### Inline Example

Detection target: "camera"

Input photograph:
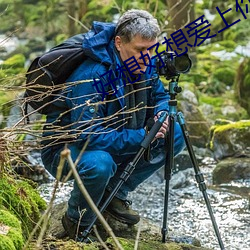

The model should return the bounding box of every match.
[156,51,192,79]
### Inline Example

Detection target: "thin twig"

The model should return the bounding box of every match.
[93,225,110,250]
[68,14,90,31]
[134,220,142,250]
[62,148,124,250]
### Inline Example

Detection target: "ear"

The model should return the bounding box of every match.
[115,36,122,51]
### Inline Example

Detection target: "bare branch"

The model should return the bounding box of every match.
[68,14,90,32]
[63,148,124,250]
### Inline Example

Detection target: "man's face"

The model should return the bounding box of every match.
[115,35,157,74]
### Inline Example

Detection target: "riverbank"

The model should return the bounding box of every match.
[38,155,250,250]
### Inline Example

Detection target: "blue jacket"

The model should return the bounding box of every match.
[44,21,170,156]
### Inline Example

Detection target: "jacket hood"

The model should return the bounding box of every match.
[82,21,116,65]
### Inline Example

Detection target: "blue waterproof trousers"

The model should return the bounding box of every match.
[41,122,185,226]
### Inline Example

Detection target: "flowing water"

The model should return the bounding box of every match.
[38,156,250,250]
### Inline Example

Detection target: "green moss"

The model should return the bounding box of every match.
[0,235,16,250]
[7,228,24,249]
[0,209,24,249]
[217,40,237,51]
[199,90,249,122]
[213,120,250,133]
[199,95,224,107]
[0,175,47,239]
[0,209,21,229]
[209,120,250,151]
[106,237,208,250]
[243,74,250,88]
[213,67,235,86]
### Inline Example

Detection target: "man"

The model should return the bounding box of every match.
[41,9,185,241]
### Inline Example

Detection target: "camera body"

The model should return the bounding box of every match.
[156,51,192,79]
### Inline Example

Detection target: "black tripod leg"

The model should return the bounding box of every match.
[177,112,225,250]
[162,114,175,243]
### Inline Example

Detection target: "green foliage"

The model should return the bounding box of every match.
[0,54,26,86]
[55,33,69,45]
[1,54,25,69]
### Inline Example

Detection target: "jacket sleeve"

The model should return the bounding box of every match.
[65,61,146,156]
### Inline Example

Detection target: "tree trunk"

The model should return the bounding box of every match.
[166,0,196,62]
[78,0,88,20]
[67,0,77,36]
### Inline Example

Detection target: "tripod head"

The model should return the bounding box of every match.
[168,76,182,100]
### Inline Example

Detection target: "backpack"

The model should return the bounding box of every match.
[24,34,87,115]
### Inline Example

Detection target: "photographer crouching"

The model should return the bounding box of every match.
[41,9,186,241]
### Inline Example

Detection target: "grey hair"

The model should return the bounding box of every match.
[115,9,160,43]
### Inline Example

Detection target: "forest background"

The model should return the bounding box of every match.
[0,0,250,126]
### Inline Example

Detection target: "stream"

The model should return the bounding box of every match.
[38,155,250,250]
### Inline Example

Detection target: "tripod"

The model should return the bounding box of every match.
[162,77,225,249]
[82,77,225,250]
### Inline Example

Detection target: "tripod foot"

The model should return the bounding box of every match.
[161,227,168,243]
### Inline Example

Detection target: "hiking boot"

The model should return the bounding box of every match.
[105,196,140,225]
[61,213,97,243]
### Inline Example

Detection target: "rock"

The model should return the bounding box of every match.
[199,103,213,117]
[209,120,250,160]
[179,100,211,148]
[45,202,212,250]
[221,105,237,116]
[181,89,199,105]
[213,157,250,184]
[170,168,193,189]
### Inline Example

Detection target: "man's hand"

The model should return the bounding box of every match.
[154,111,169,139]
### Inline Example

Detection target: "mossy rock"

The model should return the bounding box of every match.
[209,120,250,160]
[44,202,211,250]
[28,237,211,250]
[213,157,250,184]
[0,209,24,250]
[199,93,249,122]
[0,174,47,239]
[212,67,235,86]
[106,237,210,250]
